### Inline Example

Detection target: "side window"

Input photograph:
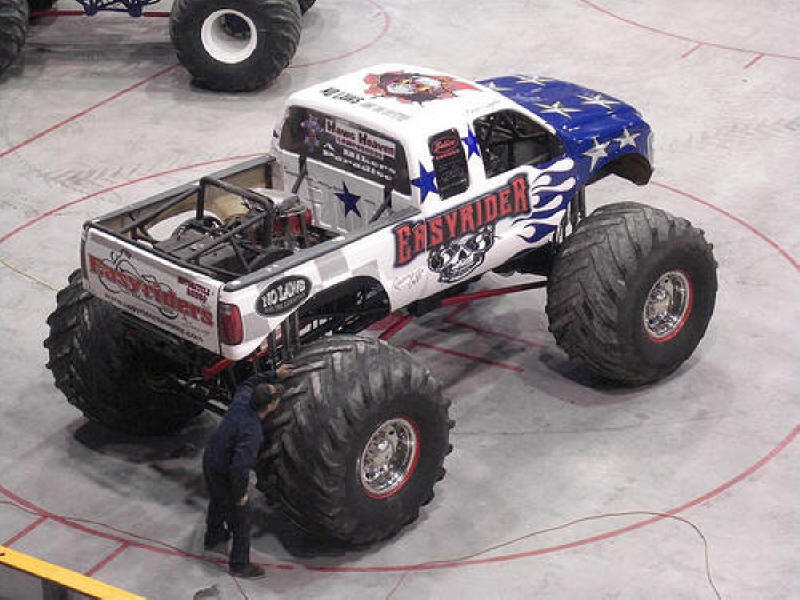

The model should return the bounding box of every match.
[473,111,564,178]
[428,129,469,199]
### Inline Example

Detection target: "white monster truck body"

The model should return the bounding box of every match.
[82,64,653,360]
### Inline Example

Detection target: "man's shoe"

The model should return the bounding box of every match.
[203,529,231,551]
[229,563,265,579]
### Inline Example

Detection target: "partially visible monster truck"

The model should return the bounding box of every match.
[45,65,717,545]
[0,0,312,90]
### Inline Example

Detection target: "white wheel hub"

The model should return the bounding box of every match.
[200,9,258,64]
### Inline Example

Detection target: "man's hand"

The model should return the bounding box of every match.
[275,364,293,379]
[237,494,249,507]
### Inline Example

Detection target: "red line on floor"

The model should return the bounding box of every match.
[0,64,179,160]
[0,426,796,574]
[443,309,550,350]
[290,0,391,68]
[379,314,413,341]
[577,0,800,61]
[743,53,764,69]
[2,515,47,546]
[384,572,409,599]
[0,154,262,245]
[313,424,800,572]
[651,181,799,272]
[84,542,129,577]
[681,42,703,59]
[408,340,525,372]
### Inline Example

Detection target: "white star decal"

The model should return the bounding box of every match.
[485,81,513,92]
[534,100,580,118]
[576,93,621,110]
[614,127,640,149]
[514,74,552,86]
[583,137,610,169]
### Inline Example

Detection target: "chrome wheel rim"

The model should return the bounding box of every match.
[643,270,692,341]
[359,417,418,498]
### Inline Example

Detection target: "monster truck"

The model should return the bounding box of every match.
[0,0,309,91]
[44,65,717,545]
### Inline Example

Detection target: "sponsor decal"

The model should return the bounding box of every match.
[323,117,396,160]
[392,267,425,291]
[256,275,311,316]
[291,109,402,188]
[178,276,210,303]
[428,129,468,199]
[431,136,460,160]
[393,173,530,267]
[364,71,478,104]
[89,251,213,326]
[321,86,365,105]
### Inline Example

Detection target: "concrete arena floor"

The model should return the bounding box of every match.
[0,0,798,598]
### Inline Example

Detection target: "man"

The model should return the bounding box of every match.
[202,364,292,578]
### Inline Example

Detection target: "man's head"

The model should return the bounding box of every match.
[250,383,283,418]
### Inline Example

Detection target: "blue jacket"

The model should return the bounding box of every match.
[203,371,275,499]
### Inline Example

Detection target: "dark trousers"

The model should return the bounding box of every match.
[203,460,251,568]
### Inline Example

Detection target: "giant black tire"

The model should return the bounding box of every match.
[546,202,717,385]
[0,0,27,77]
[256,335,451,545]
[44,271,203,435]
[297,0,314,14]
[170,0,301,92]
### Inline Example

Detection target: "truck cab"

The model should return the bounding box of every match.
[270,64,642,303]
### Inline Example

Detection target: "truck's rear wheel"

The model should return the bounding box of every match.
[546,202,717,385]
[0,0,28,77]
[170,0,301,92]
[44,271,202,435]
[256,335,451,545]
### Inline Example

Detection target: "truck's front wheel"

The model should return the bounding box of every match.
[44,271,202,435]
[546,202,717,385]
[256,335,452,545]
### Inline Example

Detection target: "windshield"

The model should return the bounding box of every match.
[280,106,411,195]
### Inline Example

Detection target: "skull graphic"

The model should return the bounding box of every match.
[427,224,495,283]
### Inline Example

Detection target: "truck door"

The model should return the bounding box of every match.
[416,117,562,298]
[470,108,570,249]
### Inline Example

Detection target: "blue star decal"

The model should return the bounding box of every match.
[462,128,481,159]
[335,182,362,218]
[411,162,438,203]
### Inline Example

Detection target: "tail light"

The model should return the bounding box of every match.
[218,302,243,345]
